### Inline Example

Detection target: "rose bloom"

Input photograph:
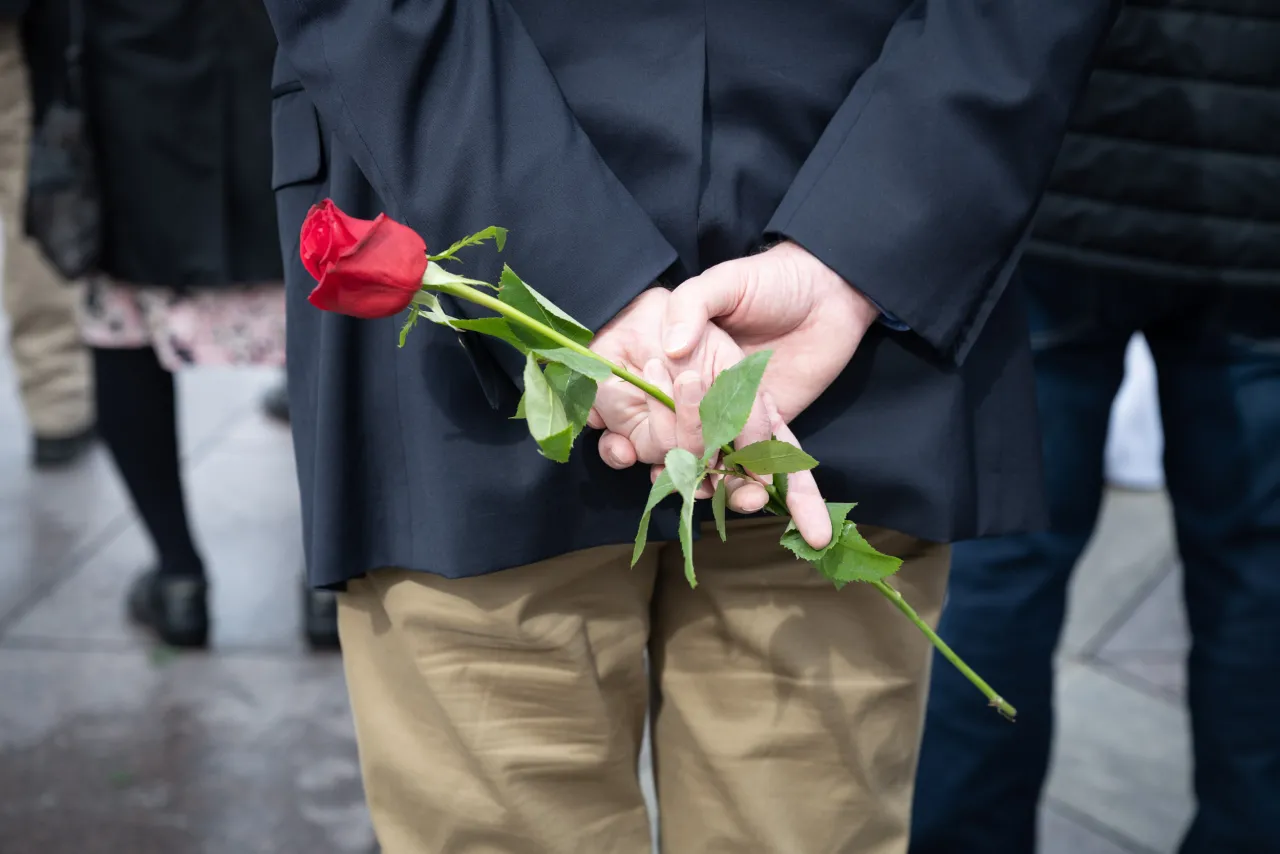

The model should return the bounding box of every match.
[300,199,428,319]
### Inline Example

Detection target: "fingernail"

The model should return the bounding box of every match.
[665,324,690,355]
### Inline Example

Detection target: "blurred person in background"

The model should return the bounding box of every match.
[912,4,1280,853]
[78,0,336,650]
[0,0,93,468]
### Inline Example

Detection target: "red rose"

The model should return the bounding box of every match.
[299,199,429,319]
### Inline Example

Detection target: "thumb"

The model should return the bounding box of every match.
[663,263,746,358]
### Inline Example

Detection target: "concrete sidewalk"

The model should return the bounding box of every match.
[0,359,1191,853]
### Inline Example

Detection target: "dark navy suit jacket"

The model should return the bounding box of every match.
[263,0,1118,587]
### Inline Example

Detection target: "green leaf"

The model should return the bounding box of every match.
[816,522,903,589]
[724,440,818,475]
[712,477,728,542]
[544,363,598,438]
[512,393,526,420]
[522,353,573,462]
[775,471,789,506]
[449,317,530,353]
[499,265,594,348]
[779,502,857,562]
[428,225,508,262]
[664,448,703,501]
[680,492,698,587]
[698,350,772,463]
[532,347,613,382]
[778,502,902,589]
[632,469,675,567]
[664,448,706,587]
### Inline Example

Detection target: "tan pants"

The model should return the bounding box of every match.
[0,22,91,437]
[339,519,950,854]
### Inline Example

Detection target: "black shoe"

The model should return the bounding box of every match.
[33,424,96,469]
[127,569,210,649]
[303,584,340,651]
[262,380,290,424]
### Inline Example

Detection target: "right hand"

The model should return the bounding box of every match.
[587,288,772,472]
[588,288,832,549]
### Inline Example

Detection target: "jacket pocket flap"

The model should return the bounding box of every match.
[271,91,323,190]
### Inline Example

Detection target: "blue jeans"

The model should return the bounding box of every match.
[910,262,1280,854]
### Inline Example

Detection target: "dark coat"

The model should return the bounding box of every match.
[0,1,27,19]
[1029,0,1280,289]
[265,0,1119,588]
[83,0,282,288]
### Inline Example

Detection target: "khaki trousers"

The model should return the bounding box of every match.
[339,519,950,854]
[0,22,91,437]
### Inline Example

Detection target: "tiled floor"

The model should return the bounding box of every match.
[0,353,1193,852]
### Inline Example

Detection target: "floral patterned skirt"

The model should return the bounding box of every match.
[79,277,287,372]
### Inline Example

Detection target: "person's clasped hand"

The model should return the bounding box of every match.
[589,242,880,551]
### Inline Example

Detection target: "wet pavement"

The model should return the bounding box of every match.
[0,353,1191,852]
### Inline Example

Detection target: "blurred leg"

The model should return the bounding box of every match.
[1148,291,1280,854]
[92,345,204,578]
[0,22,92,455]
[911,268,1128,853]
[95,344,209,647]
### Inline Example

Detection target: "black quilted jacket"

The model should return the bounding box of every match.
[1028,0,1280,289]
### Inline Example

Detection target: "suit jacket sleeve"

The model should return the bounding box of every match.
[766,0,1119,364]
[263,0,678,340]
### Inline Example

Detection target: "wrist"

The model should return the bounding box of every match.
[773,240,879,334]
[844,285,881,335]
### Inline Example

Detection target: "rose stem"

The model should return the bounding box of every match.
[430,280,676,407]
[873,579,1016,720]
[429,277,1016,720]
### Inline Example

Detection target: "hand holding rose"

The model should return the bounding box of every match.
[588,242,880,551]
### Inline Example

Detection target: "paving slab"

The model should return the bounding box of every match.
[1095,569,1187,702]
[1061,489,1175,659]
[1041,801,1153,854]
[0,647,367,854]
[1045,662,1192,853]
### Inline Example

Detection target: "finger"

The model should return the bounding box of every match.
[650,464,664,484]
[674,371,706,460]
[726,477,769,514]
[587,408,604,430]
[639,359,676,465]
[695,476,715,500]
[592,375,644,432]
[598,431,637,470]
[663,262,747,358]
[771,416,831,549]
